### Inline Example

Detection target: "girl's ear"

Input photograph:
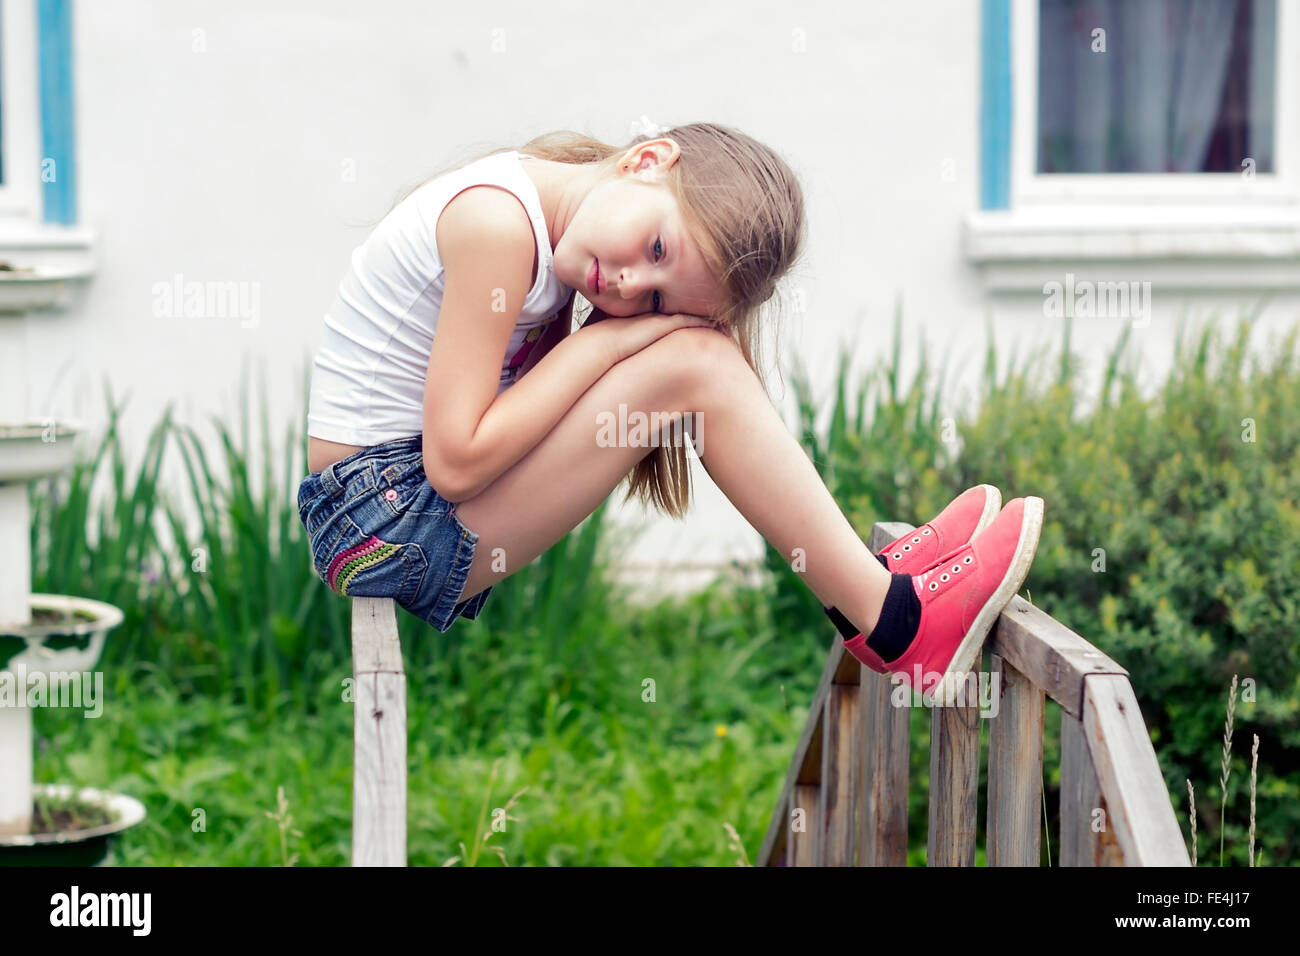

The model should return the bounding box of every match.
[620,139,678,176]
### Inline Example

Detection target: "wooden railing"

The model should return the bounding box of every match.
[756,521,1191,867]
[350,597,407,866]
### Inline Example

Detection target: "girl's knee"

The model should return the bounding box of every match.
[631,326,749,406]
[659,325,746,370]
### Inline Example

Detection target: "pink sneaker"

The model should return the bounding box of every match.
[878,485,1002,576]
[845,496,1044,706]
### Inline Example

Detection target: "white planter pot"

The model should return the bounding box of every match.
[0,422,83,485]
[0,594,124,837]
[0,785,146,866]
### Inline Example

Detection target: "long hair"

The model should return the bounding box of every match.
[376,123,806,519]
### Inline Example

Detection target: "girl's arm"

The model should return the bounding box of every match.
[422,187,710,502]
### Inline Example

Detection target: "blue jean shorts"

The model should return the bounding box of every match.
[296,434,492,631]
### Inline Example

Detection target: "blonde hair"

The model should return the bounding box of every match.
[380,123,806,519]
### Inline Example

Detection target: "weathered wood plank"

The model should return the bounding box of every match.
[1082,674,1191,866]
[351,597,406,867]
[756,635,841,865]
[757,524,905,865]
[859,669,910,865]
[926,663,982,866]
[790,783,821,866]
[821,682,859,865]
[986,652,1044,866]
[988,596,1128,719]
[1059,708,1120,865]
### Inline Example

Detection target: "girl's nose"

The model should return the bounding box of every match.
[618,269,638,298]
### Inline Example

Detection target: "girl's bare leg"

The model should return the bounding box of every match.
[452,327,892,635]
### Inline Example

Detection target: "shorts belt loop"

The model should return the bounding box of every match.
[320,461,345,499]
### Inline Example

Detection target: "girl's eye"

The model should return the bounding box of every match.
[652,291,663,312]
[654,237,663,261]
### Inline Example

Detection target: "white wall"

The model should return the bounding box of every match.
[19,0,1300,596]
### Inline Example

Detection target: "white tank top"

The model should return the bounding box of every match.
[307,150,573,447]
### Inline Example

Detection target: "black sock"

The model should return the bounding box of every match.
[875,551,889,569]
[822,573,921,664]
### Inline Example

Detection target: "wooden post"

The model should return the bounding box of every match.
[986,651,1044,865]
[351,597,407,866]
[790,783,821,865]
[1060,707,1117,865]
[926,649,982,866]
[857,522,912,865]
[1080,675,1189,865]
[820,676,859,866]
[858,669,910,865]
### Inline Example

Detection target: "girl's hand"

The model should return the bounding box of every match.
[590,312,721,364]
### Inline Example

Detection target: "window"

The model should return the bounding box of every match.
[0,0,42,221]
[0,0,91,278]
[965,0,1300,290]
[1037,0,1276,175]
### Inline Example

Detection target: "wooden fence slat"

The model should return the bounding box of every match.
[859,670,910,865]
[351,598,407,867]
[756,633,843,864]
[986,651,1044,866]
[1082,675,1191,866]
[926,651,982,866]
[855,522,912,867]
[820,682,859,865]
[1059,707,1118,865]
[790,783,821,866]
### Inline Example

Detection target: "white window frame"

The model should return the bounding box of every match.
[0,0,43,222]
[966,0,1300,289]
[1011,0,1299,216]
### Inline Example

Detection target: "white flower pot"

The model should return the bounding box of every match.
[0,594,125,839]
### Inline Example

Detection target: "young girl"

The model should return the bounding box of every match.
[296,121,1043,705]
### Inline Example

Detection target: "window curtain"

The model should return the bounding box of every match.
[1038,0,1266,172]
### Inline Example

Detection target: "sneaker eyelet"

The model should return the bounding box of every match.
[903,544,911,551]
[964,555,973,564]
[912,536,921,543]
[952,564,961,573]
[929,581,938,591]
[893,552,902,560]
[922,529,932,535]
[940,573,950,582]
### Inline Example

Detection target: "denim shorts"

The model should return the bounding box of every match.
[296,434,492,632]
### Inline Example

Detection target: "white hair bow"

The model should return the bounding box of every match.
[629,114,672,138]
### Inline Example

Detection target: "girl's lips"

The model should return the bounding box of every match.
[587,258,602,295]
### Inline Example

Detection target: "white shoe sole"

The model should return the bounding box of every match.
[923,495,1044,707]
[973,484,1002,538]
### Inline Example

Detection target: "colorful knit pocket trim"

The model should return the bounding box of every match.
[327,535,401,596]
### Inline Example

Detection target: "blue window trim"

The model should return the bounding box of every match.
[37,0,76,225]
[980,0,1011,210]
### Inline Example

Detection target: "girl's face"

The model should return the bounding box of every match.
[555,139,723,320]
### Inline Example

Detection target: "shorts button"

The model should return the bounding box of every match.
[384,488,398,501]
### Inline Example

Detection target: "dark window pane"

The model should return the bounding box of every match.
[1038,0,1276,173]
